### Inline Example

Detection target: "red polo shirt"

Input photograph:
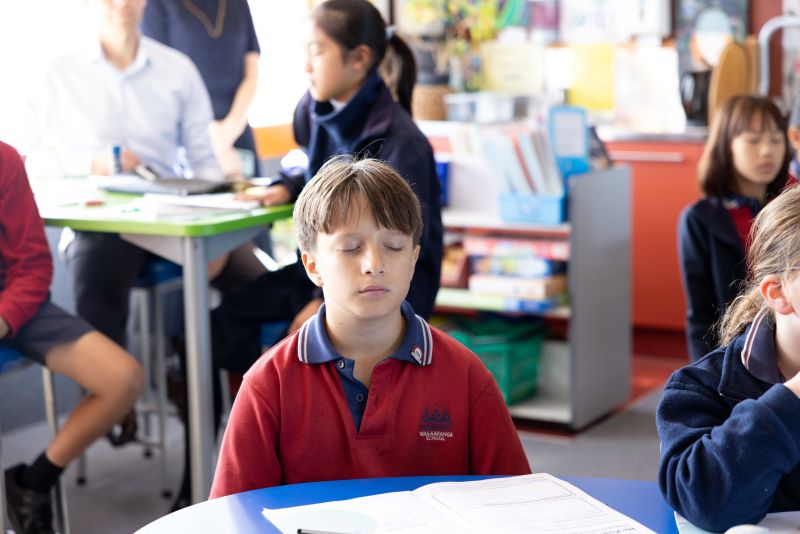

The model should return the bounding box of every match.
[210,309,531,498]
[0,142,52,336]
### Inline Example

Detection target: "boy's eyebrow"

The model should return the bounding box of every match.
[328,228,408,238]
[330,232,360,239]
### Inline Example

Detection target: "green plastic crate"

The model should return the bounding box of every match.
[449,318,545,404]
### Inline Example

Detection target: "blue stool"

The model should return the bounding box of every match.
[0,348,70,534]
[74,258,182,499]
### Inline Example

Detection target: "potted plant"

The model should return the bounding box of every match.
[401,0,506,91]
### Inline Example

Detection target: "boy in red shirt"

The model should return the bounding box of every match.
[0,141,143,533]
[210,157,530,498]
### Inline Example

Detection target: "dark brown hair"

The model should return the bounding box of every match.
[311,0,417,114]
[698,95,790,198]
[293,156,423,251]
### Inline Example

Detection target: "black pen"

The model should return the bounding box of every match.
[296,529,350,534]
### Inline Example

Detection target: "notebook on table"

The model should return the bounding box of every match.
[90,174,230,196]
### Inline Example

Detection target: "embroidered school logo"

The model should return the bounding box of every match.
[419,405,453,441]
[410,345,423,364]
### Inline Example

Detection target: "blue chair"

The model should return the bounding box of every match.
[0,348,70,534]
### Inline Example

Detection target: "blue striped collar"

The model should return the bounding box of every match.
[297,301,433,366]
[740,308,783,384]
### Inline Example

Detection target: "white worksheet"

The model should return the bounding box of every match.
[262,473,656,534]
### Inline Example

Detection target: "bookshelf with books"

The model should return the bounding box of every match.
[423,120,631,430]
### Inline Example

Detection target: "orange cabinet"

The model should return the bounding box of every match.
[606,140,705,331]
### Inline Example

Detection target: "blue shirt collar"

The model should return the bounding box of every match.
[296,301,433,366]
[723,193,762,217]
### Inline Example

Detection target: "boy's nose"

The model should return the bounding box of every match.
[362,248,385,276]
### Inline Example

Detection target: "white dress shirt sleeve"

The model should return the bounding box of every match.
[179,61,223,181]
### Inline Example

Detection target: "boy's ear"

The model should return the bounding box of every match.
[760,274,793,315]
[301,250,323,287]
[789,126,800,151]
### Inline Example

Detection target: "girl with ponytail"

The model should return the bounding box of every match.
[238,0,443,322]
[658,183,800,532]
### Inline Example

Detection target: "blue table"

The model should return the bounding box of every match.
[137,476,678,533]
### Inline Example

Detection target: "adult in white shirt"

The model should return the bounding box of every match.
[38,2,220,180]
[33,0,265,353]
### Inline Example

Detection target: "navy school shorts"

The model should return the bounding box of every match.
[0,301,94,365]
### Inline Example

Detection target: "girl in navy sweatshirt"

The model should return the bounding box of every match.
[659,182,800,532]
[679,95,791,361]
[218,0,443,364]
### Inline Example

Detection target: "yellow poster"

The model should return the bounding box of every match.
[567,43,615,111]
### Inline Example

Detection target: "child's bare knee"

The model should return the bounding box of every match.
[102,356,144,403]
[123,359,145,400]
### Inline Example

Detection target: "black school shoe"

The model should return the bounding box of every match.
[3,464,55,534]
[106,408,139,447]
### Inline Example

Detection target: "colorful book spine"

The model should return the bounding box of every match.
[468,273,567,300]
[502,296,562,313]
[436,287,564,314]
[463,235,570,261]
[533,117,565,196]
[515,131,550,194]
[479,137,513,193]
[472,256,566,278]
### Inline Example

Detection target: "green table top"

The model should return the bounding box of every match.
[39,191,294,237]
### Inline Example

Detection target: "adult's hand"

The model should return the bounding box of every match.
[91,147,141,175]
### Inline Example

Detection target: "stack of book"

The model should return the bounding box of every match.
[478,120,565,198]
[478,117,570,225]
[462,234,568,313]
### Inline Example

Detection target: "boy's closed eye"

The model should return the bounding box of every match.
[336,244,406,253]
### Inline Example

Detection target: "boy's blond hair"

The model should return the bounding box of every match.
[293,156,423,252]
